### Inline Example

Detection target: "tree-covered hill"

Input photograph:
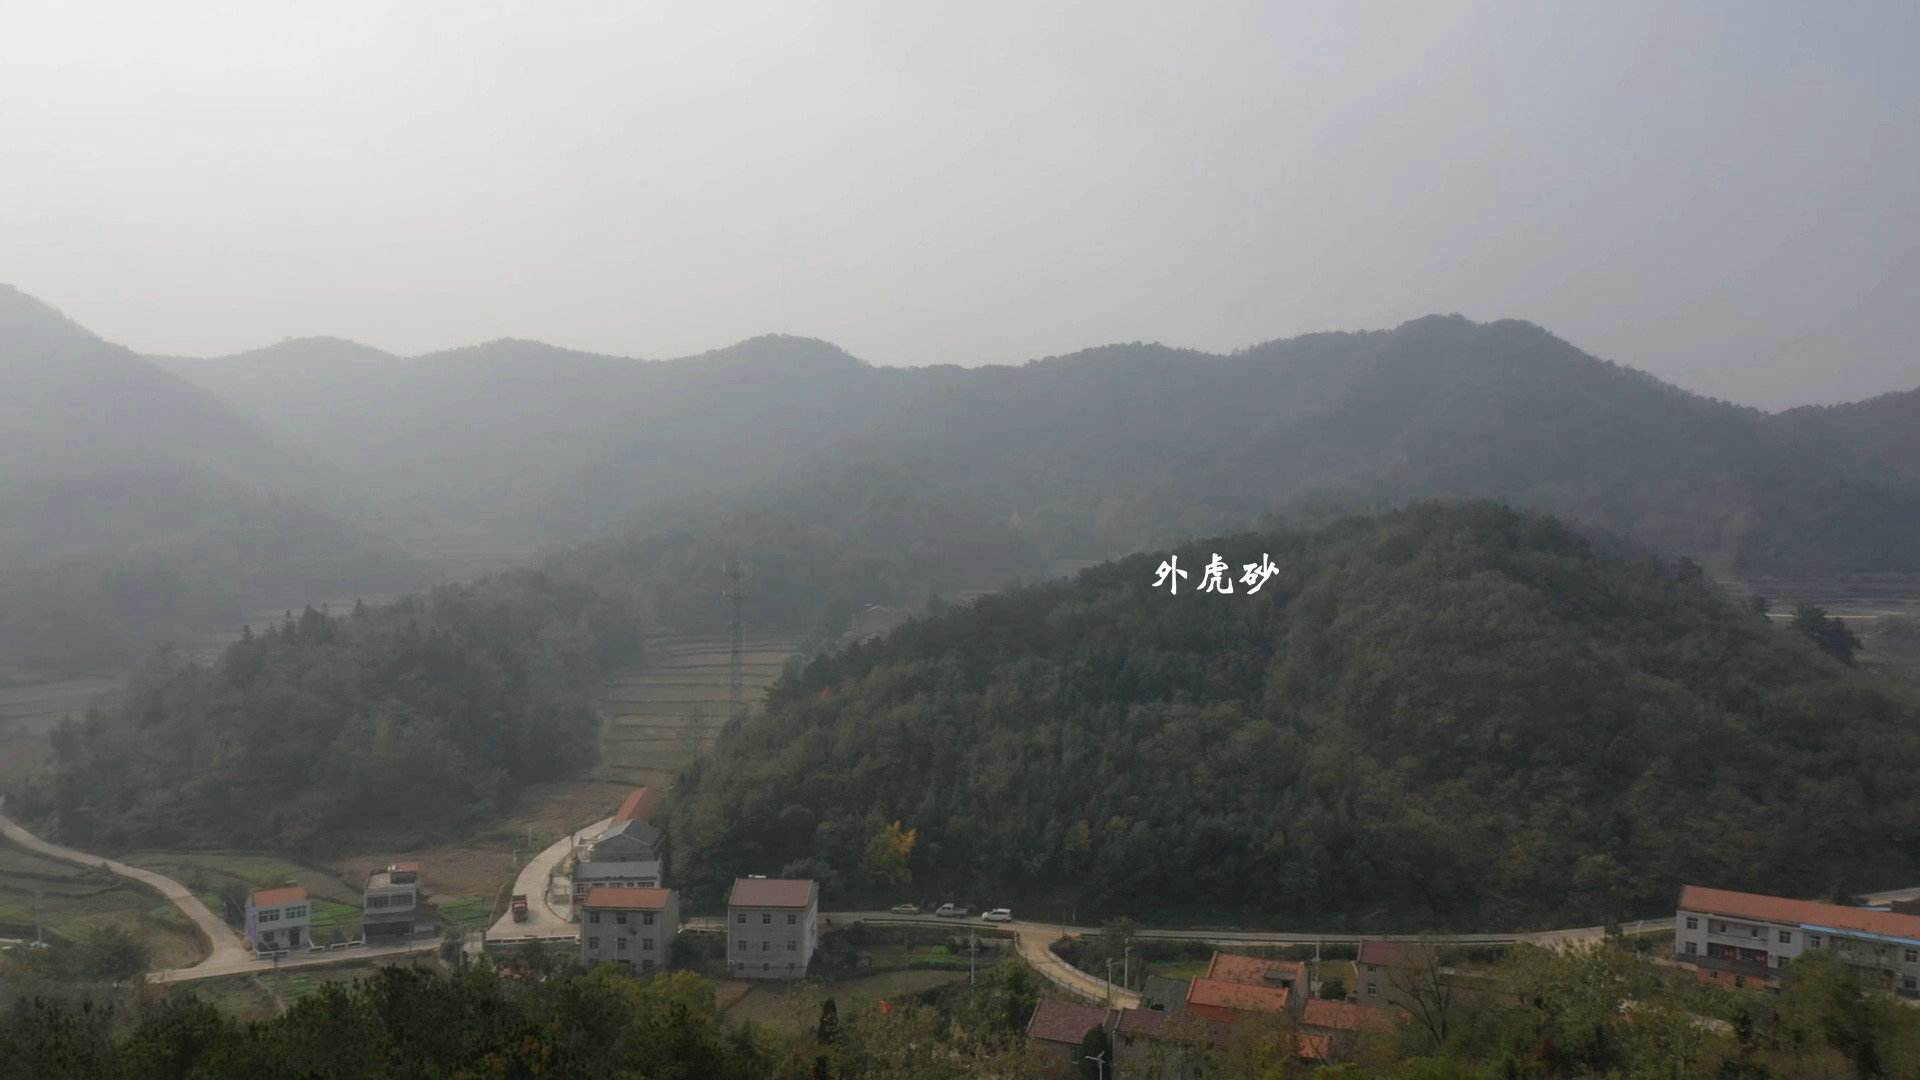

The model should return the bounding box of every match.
[667,502,1920,929]
[21,569,644,852]
[157,310,1920,584]
[1769,382,1920,484]
[0,285,426,674]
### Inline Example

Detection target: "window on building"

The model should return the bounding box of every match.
[589,912,600,924]
[368,896,387,908]
[617,938,627,951]
[286,906,307,919]
[1710,920,1723,933]
[259,910,279,923]
[787,913,797,925]
[762,962,770,971]
[1366,982,1377,995]
[1809,934,1821,947]
[644,912,655,926]
[589,937,600,949]
[787,940,796,951]
[1906,976,1918,991]
[762,941,770,952]
[1685,916,1698,930]
[616,912,628,925]
[643,938,654,951]
[736,913,746,924]
[1684,942,1698,955]
[1778,930,1791,944]
[1907,949,1918,964]
[762,913,771,925]
[737,940,746,951]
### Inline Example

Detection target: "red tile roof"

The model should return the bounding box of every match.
[613,787,658,825]
[1357,940,1417,967]
[1186,976,1291,1019]
[1205,953,1307,987]
[1026,1000,1111,1045]
[1302,999,1397,1033]
[1296,1032,1334,1062]
[249,885,308,907]
[389,861,420,873]
[1679,885,1920,942]
[581,886,672,911]
[728,877,817,908]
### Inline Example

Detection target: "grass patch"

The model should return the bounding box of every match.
[0,840,207,970]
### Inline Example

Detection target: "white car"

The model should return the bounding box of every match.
[980,908,1013,922]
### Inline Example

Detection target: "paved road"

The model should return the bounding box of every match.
[0,797,250,973]
[147,939,442,985]
[486,817,611,940]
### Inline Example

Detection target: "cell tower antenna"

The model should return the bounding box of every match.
[723,555,748,727]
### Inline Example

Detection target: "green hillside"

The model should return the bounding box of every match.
[668,502,1920,928]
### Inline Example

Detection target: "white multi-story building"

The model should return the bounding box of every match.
[579,886,678,973]
[727,877,818,980]
[1676,884,1920,996]
[244,885,311,953]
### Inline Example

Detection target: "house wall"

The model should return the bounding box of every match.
[1675,906,1920,994]
[580,894,680,972]
[244,901,312,951]
[727,898,818,980]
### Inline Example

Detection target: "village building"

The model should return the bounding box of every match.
[579,886,678,972]
[244,885,310,953]
[572,787,665,912]
[1676,884,1920,995]
[362,863,421,943]
[1025,1000,1116,1073]
[726,876,818,980]
[1356,939,1420,1010]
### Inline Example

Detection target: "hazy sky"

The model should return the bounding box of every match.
[3,1,1914,408]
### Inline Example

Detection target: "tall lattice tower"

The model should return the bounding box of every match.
[723,555,747,727]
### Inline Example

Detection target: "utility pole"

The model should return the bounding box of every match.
[1103,958,1120,1005]
[723,556,748,728]
[1123,945,1133,990]
[970,928,977,987]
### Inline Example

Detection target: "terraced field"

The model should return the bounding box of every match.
[593,635,799,789]
[0,840,206,969]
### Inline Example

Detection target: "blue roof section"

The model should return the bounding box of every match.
[1799,923,1920,948]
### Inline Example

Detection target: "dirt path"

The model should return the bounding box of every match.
[0,796,249,971]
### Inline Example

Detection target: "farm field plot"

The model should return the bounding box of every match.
[594,635,798,790]
[124,852,366,945]
[180,957,447,1021]
[0,840,206,969]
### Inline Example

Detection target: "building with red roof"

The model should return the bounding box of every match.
[1025,999,1115,1071]
[244,885,310,953]
[727,877,819,980]
[579,885,678,972]
[1676,884,1920,995]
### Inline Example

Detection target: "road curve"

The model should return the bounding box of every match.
[0,797,250,972]
[486,817,612,940]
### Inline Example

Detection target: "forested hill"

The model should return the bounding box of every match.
[1769,383,1920,484]
[0,286,423,674]
[159,309,1920,583]
[667,502,1920,929]
[23,570,644,851]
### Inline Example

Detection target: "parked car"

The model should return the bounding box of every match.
[934,902,968,918]
[981,908,1013,922]
[890,903,919,914]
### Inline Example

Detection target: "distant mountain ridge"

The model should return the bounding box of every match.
[148,305,1920,586]
[0,285,425,673]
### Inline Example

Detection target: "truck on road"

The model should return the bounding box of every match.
[934,902,969,918]
[511,894,529,922]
